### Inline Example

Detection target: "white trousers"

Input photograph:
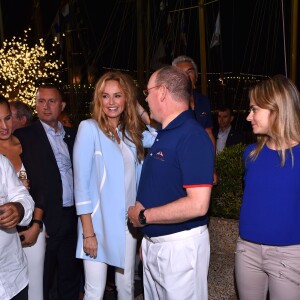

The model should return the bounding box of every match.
[83,228,137,300]
[23,227,46,300]
[142,226,210,300]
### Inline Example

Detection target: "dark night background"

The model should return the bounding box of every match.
[1,0,299,126]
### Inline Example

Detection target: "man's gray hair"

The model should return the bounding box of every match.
[172,55,198,80]
[155,66,192,103]
[9,100,33,125]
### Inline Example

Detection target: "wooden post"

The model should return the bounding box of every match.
[137,0,145,88]
[290,0,298,83]
[33,0,43,39]
[0,0,4,44]
[199,0,208,96]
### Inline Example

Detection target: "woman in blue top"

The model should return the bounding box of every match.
[73,71,155,300]
[235,75,300,300]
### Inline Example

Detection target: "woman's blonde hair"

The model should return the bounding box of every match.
[249,74,300,165]
[91,71,145,162]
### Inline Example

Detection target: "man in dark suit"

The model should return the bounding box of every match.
[14,83,81,300]
[213,106,245,154]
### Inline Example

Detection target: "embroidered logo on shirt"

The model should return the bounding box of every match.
[154,150,164,161]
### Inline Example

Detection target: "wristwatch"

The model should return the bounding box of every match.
[138,209,147,225]
[31,219,43,229]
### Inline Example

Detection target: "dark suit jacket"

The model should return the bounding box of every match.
[14,120,77,236]
[213,127,245,148]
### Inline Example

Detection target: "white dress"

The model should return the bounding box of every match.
[18,164,46,300]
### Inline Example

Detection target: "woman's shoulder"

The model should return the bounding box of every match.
[243,143,257,159]
[11,135,21,146]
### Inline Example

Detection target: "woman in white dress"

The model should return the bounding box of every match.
[74,71,156,300]
[0,96,45,300]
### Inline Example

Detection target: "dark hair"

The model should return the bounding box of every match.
[36,83,64,101]
[155,66,192,103]
[9,100,33,125]
[0,95,10,111]
[218,105,233,116]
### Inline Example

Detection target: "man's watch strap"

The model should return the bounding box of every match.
[32,219,43,229]
[138,209,147,225]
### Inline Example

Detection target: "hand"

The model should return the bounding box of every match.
[83,235,98,259]
[213,171,218,185]
[0,202,24,229]
[19,223,41,247]
[128,201,145,227]
[20,178,30,190]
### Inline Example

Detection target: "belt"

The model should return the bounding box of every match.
[63,206,75,210]
[144,225,207,244]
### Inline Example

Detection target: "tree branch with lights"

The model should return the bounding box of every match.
[0,28,64,108]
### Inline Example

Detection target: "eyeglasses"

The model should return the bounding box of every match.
[143,85,161,97]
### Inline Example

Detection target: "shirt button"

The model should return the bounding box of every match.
[150,153,153,156]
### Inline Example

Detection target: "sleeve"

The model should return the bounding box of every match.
[202,96,212,129]
[179,129,214,186]
[73,120,96,215]
[142,127,157,148]
[1,156,34,226]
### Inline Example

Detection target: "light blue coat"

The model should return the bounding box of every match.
[74,119,156,268]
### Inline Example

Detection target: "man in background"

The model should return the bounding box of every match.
[9,100,33,132]
[172,55,217,183]
[14,84,80,300]
[58,111,73,128]
[213,106,245,154]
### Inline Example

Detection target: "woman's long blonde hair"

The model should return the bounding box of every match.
[249,75,300,165]
[91,71,145,162]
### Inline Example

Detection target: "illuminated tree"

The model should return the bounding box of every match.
[0,28,64,107]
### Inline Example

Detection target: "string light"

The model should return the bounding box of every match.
[0,28,64,108]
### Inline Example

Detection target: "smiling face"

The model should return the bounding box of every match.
[247,99,271,135]
[101,80,126,128]
[0,103,13,140]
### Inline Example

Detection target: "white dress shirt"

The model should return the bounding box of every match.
[0,155,34,300]
[216,126,231,154]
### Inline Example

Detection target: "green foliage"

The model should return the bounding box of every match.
[210,143,247,219]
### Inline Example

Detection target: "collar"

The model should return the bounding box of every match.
[40,120,65,136]
[219,125,231,136]
[161,110,194,132]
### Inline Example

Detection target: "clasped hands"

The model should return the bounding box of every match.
[128,201,145,227]
[0,202,23,229]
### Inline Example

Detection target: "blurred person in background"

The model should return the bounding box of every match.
[58,111,73,128]
[9,100,33,133]
[172,55,217,183]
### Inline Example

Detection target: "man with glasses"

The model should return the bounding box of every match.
[128,66,214,300]
[14,83,81,300]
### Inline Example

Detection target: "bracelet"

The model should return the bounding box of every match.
[82,233,96,239]
[140,110,146,117]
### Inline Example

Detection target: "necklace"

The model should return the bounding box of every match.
[108,131,116,142]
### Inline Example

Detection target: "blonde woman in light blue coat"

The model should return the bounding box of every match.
[73,71,156,300]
